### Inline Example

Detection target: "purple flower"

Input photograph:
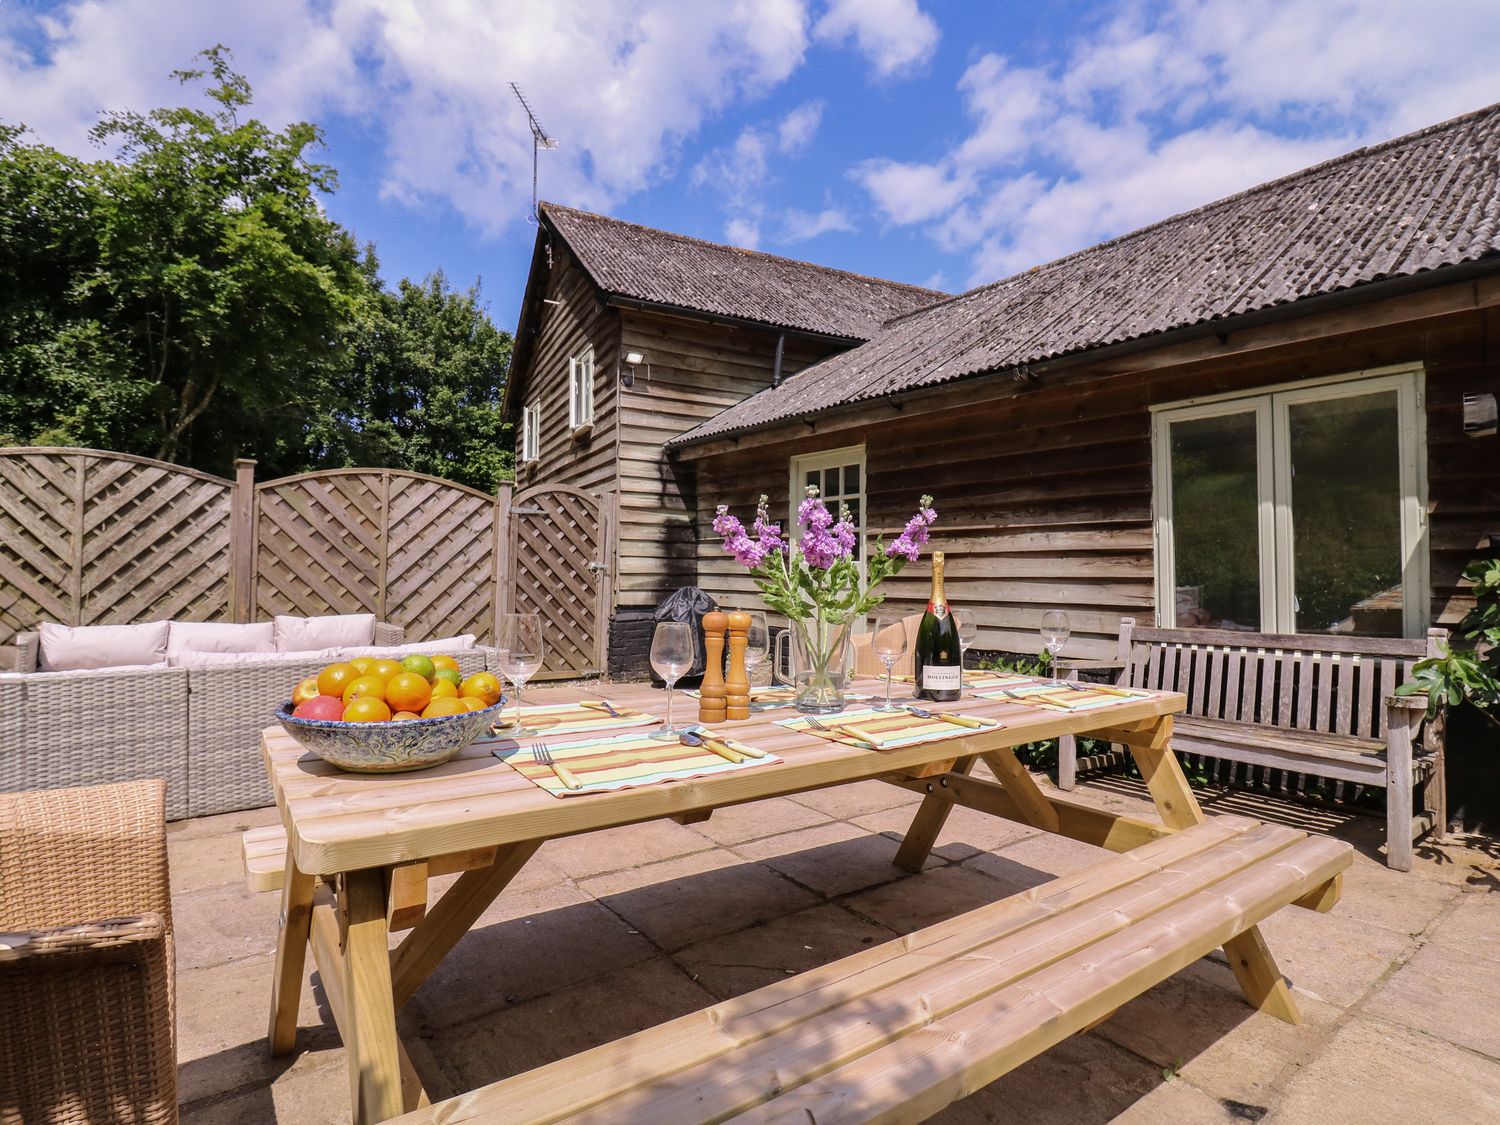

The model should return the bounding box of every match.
[885,495,937,562]
[798,487,843,569]
[752,495,785,556]
[714,504,767,567]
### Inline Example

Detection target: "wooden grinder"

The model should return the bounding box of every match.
[725,610,751,721]
[698,611,728,724]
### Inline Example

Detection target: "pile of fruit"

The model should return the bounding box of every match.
[289,654,503,723]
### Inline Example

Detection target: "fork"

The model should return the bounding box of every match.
[530,739,583,791]
[804,715,882,749]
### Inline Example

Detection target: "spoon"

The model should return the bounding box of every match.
[902,706,996,730]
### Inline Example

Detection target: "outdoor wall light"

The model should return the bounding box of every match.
[622,350,648,386]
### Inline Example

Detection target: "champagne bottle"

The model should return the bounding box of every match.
[914,551,961,702]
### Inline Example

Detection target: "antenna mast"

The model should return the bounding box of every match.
[510,83,558,224]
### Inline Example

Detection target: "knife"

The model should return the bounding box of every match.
[678,730,747,763]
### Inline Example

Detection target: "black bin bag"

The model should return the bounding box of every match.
[651,586,719,687]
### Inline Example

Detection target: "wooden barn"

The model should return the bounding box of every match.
[510,106,1500,670]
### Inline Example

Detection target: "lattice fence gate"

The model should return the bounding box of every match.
[507,484,611,677]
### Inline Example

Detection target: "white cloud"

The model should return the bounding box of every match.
[813,0,938,79]
[854,0,1500,287]
[777,100,824,153]
[724,215,761,249]
[781,206,852,241]
[0,0,812,235]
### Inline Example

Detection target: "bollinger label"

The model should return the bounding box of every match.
[922,666,961,691]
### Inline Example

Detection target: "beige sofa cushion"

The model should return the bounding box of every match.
[273,613,376,653]
[167,620,275,657]
[38,620,170,671]
[337,635,477,660]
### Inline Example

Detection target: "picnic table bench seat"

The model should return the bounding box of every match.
[377,815,1348,1125]
[1059,619,1446,871]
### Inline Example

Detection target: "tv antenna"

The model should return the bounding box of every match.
[510,83,558,224]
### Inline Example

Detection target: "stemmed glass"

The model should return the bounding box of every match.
[1040,610,1070,686]
[871,614,908,713]
[743,612,770,689]
[497,613,544,735]
[650,621,694,735]
[957,617,978,695]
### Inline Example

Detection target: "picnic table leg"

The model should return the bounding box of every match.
[341,868,406,1125]
[980,749,1062,833]
[893,756,976,872]
[268,853,316,1056]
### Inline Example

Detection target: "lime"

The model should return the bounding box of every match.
[400,653,437,681]
[433,666,463,688]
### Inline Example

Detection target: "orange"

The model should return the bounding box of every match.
[420,697,467,719]
[391,710,422,721]
[429,678,458,701]
[342,674,388,706]
[460,672,503,707]
[385,671,433,713]
[348,656,376,676]
[292,676,321,705]
[369,658,404,683]
[431,654,460,674]
[458,696,488,712]
[343,696,392,723]
[316,662,358,698]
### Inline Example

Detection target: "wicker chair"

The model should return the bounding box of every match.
[0,780,177,1124]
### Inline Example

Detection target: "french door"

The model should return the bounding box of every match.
[1152,368,1427,637]
[789,445,867,565]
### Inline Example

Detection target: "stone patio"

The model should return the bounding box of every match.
[172,767,1500,1123]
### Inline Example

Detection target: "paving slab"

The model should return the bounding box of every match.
[1253,900,1416,1009]
[170,829,255,896]
[1425,888,1500,962]
[180,1043,349,1125]
[1362,929,1500,1057]
[581,847,820,951]
[850,803,1035,864]
[787,777,923,819]
[840,862,1018,934]
[539,816,717,879]
[1319,848,1459,936]
[1110,1078,1248,1123]
[173,883,283,972]
[684,794,830,846]
[671,902,893,999]
[734,821,930,897]
[167,804,281,842]
[1267,1016,1500,1124]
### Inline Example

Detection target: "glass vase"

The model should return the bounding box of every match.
[789,613,854,715]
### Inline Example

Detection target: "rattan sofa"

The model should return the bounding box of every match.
[3,622,491,819]
[0,779,177,1125]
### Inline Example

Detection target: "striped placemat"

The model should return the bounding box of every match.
[887,672,1033,691]
[977,682,1151,712]
[777,706,1004,751]
[491,725,779,798]
[686,686,872,712]
[486,701,659,737]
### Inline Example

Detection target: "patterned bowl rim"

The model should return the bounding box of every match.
[277,698,508,730]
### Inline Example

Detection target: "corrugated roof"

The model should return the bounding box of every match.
[541,202,945,340]
[674,103,1500,446]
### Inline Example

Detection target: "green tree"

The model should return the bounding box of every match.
[308,272,515,493]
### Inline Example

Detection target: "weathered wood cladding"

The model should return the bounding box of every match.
[513,243,621,500]
[614,309,836,608]
[687,304,1500,660]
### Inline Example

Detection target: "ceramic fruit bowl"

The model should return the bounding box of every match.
[276,699,506,773]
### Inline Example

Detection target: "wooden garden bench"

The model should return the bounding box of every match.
[382,814,1348,1124]
[1059,619,1446,870]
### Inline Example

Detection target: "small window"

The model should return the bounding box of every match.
[521,404,540,463]
[569,346,595,429]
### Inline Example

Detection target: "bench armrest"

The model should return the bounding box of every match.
[1384,693,1430,712]
[374,620,404,646]
[0,912,167,964]
[11,631,38,673]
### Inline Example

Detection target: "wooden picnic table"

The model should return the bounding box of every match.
[258,675,1288,1123]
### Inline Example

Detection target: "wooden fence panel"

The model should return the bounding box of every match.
[254,471,383,621]
[510,484,606,676]
[384,473,501,643]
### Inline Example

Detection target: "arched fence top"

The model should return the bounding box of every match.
[257,466,502,504]
[0,446,234,488]
[512,481,598,507]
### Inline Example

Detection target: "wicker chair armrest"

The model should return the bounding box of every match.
[12,631,39,673]
[374,620,404,646]
[0,912,166,964]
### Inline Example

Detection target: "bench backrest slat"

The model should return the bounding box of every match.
[1121,619,1437,739]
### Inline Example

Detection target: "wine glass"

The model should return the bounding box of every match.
[497,613,544,735]
[1040,609,1070,685]
[650,621,694,735]
[957,617,978,694]
[743,611,770,689]
[871,614,908,713]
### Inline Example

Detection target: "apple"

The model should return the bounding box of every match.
[293,695,345,721]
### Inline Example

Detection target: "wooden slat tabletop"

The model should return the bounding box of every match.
[262,678,1185,876]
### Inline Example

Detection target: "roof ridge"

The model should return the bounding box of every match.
[540,201,947,298]
[879,99,1500,329]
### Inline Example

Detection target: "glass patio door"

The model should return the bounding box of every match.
[790,445,866,565]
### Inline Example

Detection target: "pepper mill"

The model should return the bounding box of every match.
[725,610,751,720]
[698,611,728,724]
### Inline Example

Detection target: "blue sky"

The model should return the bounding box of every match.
[5,0,1500,334]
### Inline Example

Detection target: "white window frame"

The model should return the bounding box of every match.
[520,403,540,464]
[1151,364,1428,637]
[568,346,595,430]
[789,444,868,565]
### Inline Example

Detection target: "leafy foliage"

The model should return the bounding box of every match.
[1397,553,1500,727]
[0,47,513,489]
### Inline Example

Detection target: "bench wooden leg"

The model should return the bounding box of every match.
[1113,716,1205,831]
[341,869,407,1124]
[268,853,316,1056]
[1386,712,1416,872]
[1223,923,1301,1025]
[981,749,1062,833]
[893,757,976,872]
[1057,732,1078,791]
